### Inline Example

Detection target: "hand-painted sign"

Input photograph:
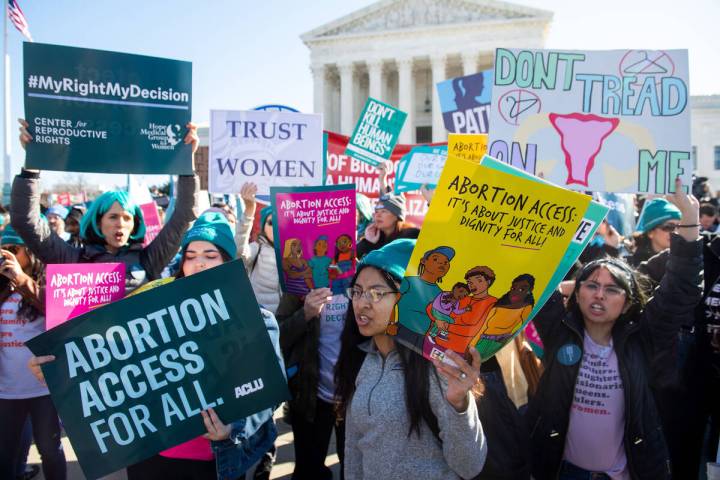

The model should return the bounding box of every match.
[488,48,690,194]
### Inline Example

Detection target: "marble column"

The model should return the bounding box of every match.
[338,61,355,135]
[397,57,414,144]
[367,59,384,101]
[462,52,478,76]
[430,54,447,142]
[311,63,325,117]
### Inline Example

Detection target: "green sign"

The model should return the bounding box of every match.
[26,260,288,479]
[23,42,193,174]
[345,97,407,167]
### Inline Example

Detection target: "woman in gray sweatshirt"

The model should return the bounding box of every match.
[335,239,487,480]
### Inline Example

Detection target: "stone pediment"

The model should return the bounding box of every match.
[301,0,552,41]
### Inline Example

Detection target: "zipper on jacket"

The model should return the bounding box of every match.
[367,354,389,416]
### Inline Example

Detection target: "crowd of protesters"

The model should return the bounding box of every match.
[0,119,718,480]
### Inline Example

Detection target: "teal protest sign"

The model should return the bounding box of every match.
[23,42,192,174]
[394,145,448,192]
[345,97,407,167]
[26,260,288,479]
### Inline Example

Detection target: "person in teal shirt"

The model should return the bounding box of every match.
[308,235,332,288]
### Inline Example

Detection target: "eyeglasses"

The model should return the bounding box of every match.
[580,281,626,298]
[346,287,398,303]
[657,223,680,233]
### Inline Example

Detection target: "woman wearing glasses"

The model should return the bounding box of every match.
[628,198,683,267]
[526,178,702,480]
[335,239,487,480]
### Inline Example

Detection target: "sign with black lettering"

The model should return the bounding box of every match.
[26,260,289,479]
[209,109,323,195]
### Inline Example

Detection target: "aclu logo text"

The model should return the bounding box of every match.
[140,123,182,151]
[235,378,264,398]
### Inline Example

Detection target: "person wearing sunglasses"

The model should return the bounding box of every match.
[0,225,66,480]
[526,178,702,480]
[335,239,487,479]
[628,198,683,267]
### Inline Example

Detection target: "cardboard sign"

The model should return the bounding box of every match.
[23,43,192,174]
[346,98,407,167]
[437,70,493,134]
[209,109,324,195]
[488,48,690,194]
[271,185,356,296]
[392,154,592,362]
[45,263,126,329]
[26,260,289,479]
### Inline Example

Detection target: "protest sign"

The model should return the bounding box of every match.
[128,177,162,246]
[271,185,356,296]
[209,109,323,196]
[23,43,192,174]
[395,145,448,192]
[392,154,591,362]
[346,98,407,167]
[325,130,430,226]
[595,192,636,236]
[46,263,126,329]
[488,48,690,194]
[26,260,289,479]
[448,133,488,163]
[437,70,493,134]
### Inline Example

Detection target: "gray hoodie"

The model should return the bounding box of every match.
[345,341,487,479]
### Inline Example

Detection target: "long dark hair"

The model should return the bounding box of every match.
[567,259,648,322]
[0,246,44,322]
[334,264,441,440]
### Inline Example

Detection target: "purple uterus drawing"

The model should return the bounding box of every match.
[549,113,620,187]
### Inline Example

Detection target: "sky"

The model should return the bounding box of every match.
[1,0,718,189]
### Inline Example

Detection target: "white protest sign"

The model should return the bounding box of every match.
[209,110,324,195]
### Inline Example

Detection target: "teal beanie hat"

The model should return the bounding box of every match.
[182,212,237,258]
[636,198,682,233]
[260,205,273,228]
[80,190,146,242]
[359,239,416,282]
[1,225,24,245]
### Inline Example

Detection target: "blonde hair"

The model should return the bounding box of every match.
[283,238,301,258]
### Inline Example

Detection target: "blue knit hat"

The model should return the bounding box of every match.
[636,198,682,233]
[47,204,69,219]
[260,205,273,228]
[182,212,237,258]
[1,225,24,245]
[359,239,416,282]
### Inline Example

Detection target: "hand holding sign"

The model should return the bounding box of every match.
[18,118,32,150]
[432,348,482,413]
[666,176,700,241]
[28,354,55,386]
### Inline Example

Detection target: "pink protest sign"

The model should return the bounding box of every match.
[46,263,126,329]
[140,202,162,247]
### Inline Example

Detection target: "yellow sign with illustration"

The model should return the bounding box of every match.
[392,154,591,361]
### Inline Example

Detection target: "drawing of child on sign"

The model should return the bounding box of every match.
[470,273,535,359]
[427,265,497,358]
[393,246,455,351]
[426,282,471,341]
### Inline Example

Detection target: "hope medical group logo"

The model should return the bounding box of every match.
[140,123,183,150]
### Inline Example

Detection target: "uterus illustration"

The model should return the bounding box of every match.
[548,113,620,187]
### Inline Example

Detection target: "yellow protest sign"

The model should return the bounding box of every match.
[393,154,591,361]
[447,133,488,163]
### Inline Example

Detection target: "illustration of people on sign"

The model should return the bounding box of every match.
[282,238,314,296]
[393,246,455,351]
[427,282,471,341]
[308,235,332,289]
[330,233,356,295]
[470,274,535,359]
[428,265,498,358]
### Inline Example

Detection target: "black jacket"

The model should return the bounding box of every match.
[526,234,703,480]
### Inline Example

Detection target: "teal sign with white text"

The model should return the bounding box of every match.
[23,42,193,174]
[346,97,407,167]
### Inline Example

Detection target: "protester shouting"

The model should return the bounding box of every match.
[0,226,66,480]
[11,119,199,293]
[30,212,283,480]
[335,239,487,479]
[526,178,702,480]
